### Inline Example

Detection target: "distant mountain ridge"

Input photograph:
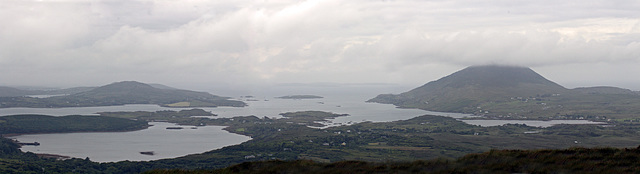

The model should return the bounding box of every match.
[369,65,640,119]
[0,81,245,108]
[0,86,94,97]
[421,65,564,89]
[572,86,639,95]
[0,86,37,97]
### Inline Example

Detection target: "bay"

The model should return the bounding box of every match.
[0,85,606,162]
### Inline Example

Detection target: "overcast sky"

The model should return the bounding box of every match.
[1,0,640,91]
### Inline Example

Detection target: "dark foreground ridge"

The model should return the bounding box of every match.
[147,147,640,174]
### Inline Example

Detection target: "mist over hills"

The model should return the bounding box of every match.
[0,81,245,108]
[369,65,640,119]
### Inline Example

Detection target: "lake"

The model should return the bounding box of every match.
[10,122,251,162]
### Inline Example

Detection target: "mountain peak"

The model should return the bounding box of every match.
[90,81,157,92]
[436,65,564,89]
[368,65,567,112]
[369,65,640,119]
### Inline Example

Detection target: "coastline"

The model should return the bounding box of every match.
[11,123,251,163]
[35,153,72,160]
[2,124,153,138]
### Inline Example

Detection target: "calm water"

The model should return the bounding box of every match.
[10,122,251,162]
[1,85,604,162]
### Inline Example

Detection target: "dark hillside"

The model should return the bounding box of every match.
[147,147,640,174]
[419,65,564,89]
[369,65,567,113]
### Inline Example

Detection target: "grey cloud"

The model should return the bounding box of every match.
[1,0,640,90]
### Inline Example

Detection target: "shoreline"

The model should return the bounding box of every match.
[2,124,153,138]
[10,123,250,163]
[35,153,72,160]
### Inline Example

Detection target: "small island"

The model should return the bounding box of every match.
[279,111,349,127]
[139,151,155,155]
[276,95,323,99]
